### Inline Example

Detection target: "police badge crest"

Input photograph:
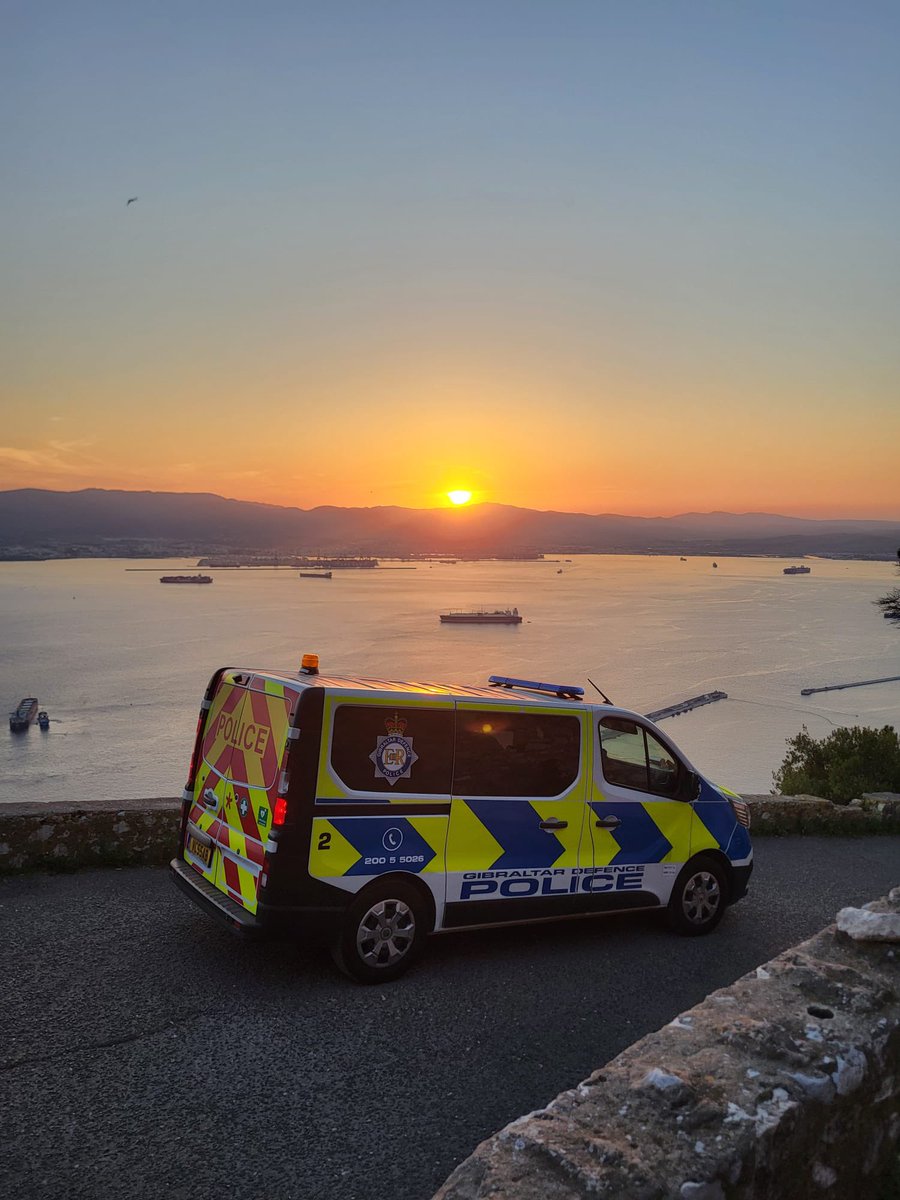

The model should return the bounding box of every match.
[370,712,419,785]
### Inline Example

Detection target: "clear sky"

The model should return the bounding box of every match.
[2,1,898,517]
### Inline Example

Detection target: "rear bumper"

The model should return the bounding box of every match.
[171,857,263,935]
[170,857,344,942]
[730,859,753,904]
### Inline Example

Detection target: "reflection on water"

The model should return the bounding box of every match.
[1,555,898,802]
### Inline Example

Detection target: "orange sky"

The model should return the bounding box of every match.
[4,4,900,520]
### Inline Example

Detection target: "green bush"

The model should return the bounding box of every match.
[875,586,900,624]
[773,725,900,804]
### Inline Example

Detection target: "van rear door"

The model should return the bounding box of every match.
[211,676,294,914]
[183,676,246,887]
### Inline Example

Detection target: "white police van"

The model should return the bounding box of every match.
[172,657,752,982]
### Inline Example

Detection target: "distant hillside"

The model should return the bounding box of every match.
[0,488,897,558]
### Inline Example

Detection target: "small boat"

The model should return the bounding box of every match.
[712,562,718,569]
[299,570,332,579]
[38,710,50,730]
[783,565,811,575]
[680,557,687,562]
[556,568,563,574]
[440,608,523,625]
[160,574,213,584]
[9,697,38,731]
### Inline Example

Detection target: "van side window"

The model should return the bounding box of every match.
[330,705,454,795]
[453,711,580,798]
[599,717,680,797]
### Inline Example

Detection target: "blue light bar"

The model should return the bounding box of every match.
[488,675,584,699]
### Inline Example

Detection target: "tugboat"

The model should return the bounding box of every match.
[9,698,38,731]
[37,710,50,730]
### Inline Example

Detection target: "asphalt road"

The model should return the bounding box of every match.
[2,837,898,1200]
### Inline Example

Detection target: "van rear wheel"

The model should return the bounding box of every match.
[666,856,728,936]
[331,880,428,984]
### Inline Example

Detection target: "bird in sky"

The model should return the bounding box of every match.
[126,197,138,206]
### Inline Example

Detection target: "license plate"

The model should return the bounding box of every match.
[187,834,213,868]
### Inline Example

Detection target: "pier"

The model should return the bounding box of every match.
[800,675,900,697]
[645,690,728,722]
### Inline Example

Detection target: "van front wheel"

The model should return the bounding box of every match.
[666,856,728,936]
[331,881,428,983]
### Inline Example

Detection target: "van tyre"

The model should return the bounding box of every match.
[666,856,728,936]
[331,880,429,984]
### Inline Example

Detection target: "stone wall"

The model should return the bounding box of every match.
[433,888,900,1200]
[0,792,899,874]
[743,792,900,836]
[0,798,181,873]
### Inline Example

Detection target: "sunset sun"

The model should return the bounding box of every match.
[447,490,472,506]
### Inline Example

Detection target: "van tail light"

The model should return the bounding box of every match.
[729,799,751,829]
[273,797,289,826]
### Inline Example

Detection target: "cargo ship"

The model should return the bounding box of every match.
[783,565,811,575]
[299,571,332,579]
[439,608,523,624]
[9,697,38,731]
[160,575,213,584]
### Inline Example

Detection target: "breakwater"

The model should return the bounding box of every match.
[800,673,900,696]
[645,691,728,721]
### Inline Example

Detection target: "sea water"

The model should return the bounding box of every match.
[1,555,898,804]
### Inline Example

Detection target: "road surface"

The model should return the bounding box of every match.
[1,837,897,1199]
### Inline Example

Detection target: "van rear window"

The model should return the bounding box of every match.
[453,710,581,798]
[330,705,454,795]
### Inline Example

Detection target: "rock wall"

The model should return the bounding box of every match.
[433,889,900,1200]
[743,792,900,836]
[0,793,898,874]
[0,798,181,872]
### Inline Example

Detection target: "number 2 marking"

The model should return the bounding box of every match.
[317,831,332,851]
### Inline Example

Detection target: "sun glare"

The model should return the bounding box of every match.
[448,490,472,505]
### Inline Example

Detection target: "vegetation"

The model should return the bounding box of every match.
[773,725,900,804]
[875,586,900,625]
[875,549,900,626]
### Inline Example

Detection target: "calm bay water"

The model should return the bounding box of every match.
[1,555,898,804]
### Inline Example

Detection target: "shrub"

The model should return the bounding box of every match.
[874,586,900,625]
[772,725,900,804]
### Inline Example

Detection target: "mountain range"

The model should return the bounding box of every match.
[0,488,897,558]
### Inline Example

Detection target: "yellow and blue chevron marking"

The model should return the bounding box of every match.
[692,778,748,859]
[588,801,675,865]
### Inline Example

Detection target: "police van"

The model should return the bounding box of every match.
[171,656,752,983]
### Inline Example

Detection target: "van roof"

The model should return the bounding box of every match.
[228,668,594,707]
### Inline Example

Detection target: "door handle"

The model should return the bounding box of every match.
[539,818,568,831]
[595,816,622,829]
[203,788,218,808]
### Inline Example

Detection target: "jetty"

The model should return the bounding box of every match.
[645,690,728,722]
[800,675,900,697]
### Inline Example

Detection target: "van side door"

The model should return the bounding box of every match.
[590,714,695,906]
[443,703,590,927]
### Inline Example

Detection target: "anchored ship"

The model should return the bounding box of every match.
[9,697,38,731]
[160,574,213,584]
[439,608,523,625]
